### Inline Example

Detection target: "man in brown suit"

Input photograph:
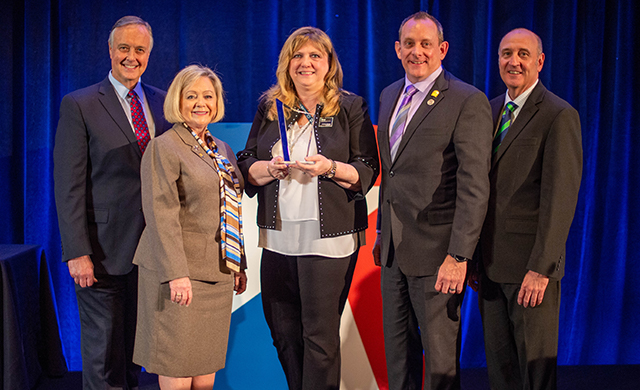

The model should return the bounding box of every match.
[473,28,583,390]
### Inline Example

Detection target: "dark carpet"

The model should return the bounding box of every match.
[34,365,640,390]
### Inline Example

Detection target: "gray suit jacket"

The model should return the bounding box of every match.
[480,82,582,283]
[377,70,493,276]
[133,124,246,283]
[54,77,171,275]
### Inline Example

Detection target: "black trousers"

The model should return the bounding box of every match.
[260,249,358,390]
[479,275,560,390]
[75,266,140,390]
[381,251,464,390]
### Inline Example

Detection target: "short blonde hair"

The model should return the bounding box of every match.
[164,65,225,124]
[263,26,344,120]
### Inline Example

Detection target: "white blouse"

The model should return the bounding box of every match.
[258,120,358,258]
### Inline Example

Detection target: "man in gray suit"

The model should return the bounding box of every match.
[373,11,493,390]
[54,16,170,389]
[473,28,582,390]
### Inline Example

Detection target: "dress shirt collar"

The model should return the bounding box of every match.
[108,71,145,101]
[405,66,443,95]
[503,78,538,120]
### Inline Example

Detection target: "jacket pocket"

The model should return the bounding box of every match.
[512,137,539,146]
[427,208,455,225]
[505,218,537,234]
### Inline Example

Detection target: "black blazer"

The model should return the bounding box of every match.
[480,82,582,283]
[237,93,379,238]
[377,70,493,276]
[54,77,171,275]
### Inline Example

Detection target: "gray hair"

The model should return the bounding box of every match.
[398,11,444,44]
[108,16,153,52]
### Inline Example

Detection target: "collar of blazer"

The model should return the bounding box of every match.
[491,81,547,168]
[97,77,142,157]
[382,70,449,167]
[174,124,218,171]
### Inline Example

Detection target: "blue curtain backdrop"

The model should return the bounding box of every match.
[1,0,638,372]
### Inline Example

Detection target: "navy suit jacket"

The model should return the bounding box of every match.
[54,77,171,275]
[377,70,493,276]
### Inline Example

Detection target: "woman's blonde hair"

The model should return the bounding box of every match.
[164,65,225,124]
[263,26,343,120]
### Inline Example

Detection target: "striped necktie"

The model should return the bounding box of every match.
[492,101,518,154]
[128,90,151,154]
[390,85,419,160]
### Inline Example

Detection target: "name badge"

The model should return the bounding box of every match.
[319,117,334,127]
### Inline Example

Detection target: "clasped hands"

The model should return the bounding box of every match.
[268,155,332,180]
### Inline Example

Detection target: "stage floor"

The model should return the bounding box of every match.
[34,365,640,389]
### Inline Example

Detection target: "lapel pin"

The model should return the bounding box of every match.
[192,145,204,157]
[427,99,435,106]
[431,90,440,98]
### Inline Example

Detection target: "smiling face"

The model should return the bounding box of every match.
[109,24,151,89]
[499,29,545,99]
[180,76,217,134]
[288,42,330,95]
[395,18,448,84]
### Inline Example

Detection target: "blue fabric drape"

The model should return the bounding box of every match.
[1,0,638,371]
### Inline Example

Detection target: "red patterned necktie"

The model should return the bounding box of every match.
[128,90,151,154]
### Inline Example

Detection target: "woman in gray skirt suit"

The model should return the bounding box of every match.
[132,65,247,390]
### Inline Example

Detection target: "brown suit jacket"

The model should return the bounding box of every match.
[133,123,245,283]
[480,82,582,283]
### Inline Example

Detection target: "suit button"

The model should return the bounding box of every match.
[389,171,395,177]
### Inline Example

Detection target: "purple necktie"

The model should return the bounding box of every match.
[128,90,150,154]
[390,85,419,160]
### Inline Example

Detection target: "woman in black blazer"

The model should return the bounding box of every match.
[237,26,378,390]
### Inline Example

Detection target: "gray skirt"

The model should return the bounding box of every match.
[133,266,234,377]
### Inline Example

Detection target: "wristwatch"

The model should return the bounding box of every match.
[321,159,337,179]
[448,253,470,263]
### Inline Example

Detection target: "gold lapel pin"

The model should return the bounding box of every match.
[431,90,440,98]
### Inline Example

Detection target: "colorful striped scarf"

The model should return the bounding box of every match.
[187,125,244,273]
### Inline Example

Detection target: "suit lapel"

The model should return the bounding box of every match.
[97,78,141,157]
[175,125,218,171]
[142,83,167,137]
[492,82,546,168]
[378,79,404,167]
[490,98,503,129]
[392,71,448,164]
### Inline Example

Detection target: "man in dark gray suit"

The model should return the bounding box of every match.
[373,11,493,390]
[54,16,170,390]
[473,28,582,390]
